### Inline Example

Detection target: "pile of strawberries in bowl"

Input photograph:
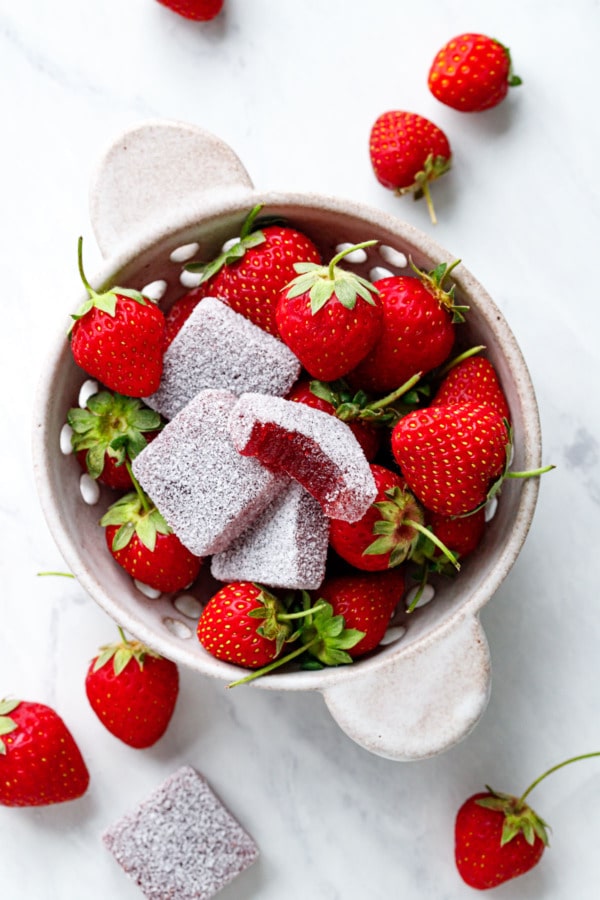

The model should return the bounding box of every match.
[33,197,549,693]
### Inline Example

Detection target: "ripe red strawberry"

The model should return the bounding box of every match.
[186,205,321,335]
[429,33,522,113]
[197,582,292,669]
[68,390,162,490]
[0,699,89,806]
[85,628,179,748]
[276,242,383,380]
[349,261,466,394]
[431,354,511,422]
[287,378,381,461]
[155,0,224,21]
[392,402,509,516]
[455,752,600,890]
[369,111,451,223]
[101,491,202,592]
[329,464,427,571]
[70,238,165,397]
[317,569,405,657]
[427,508,486,562]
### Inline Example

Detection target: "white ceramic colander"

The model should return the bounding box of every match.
[32,120,542,761]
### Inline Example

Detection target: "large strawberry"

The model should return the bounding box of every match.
[369,111,451,223]
[0,699,89,806]
[69,238,165,397]
[431,353,511,422]
[349,261,466,394]
[155,0,224,21]
[101,490,202,592]
[186,205,321,335]
[426,508,486,560]
[276,242,383,380]
[85,628,179,748]
[197,582,294,669]
[391,402,510,516]
[429,33,522,113]
[329,464,436,571]
[317,569,405,657]
[68,390,162,490]
[286,378,381,461]
[164,282,220,348]
[455,752,600,890]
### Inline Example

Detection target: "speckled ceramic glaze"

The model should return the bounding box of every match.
[32,120,542,761]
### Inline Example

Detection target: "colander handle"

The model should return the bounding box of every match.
[88,119,254,258]
[321,614,491,761]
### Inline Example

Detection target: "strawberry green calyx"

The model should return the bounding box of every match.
[67,391,161,480]
[228,595,364,687]
[285,241,379,314]
[93,627,160,676]
[399,153,451,225]
[495,38,523,88]
[0,699,19,754]
[366,486,460,570]
[480,751,600,848]
[410,257,468,323]
[247,585,297,656]
[100,489,171,553]
[185,204,269,282]
[69,237,148,333]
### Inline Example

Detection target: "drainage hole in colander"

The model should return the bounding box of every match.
[170,243,200,263]
[379,245,408,269]
[180,269,204,289]
[335,243,369,264]
[369,266,395,282]
[142,280,168,303]
[173,593,203,620]
[163,617,193,639]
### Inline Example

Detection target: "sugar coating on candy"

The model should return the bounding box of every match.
[145,297,301,419]
[229,393,377,522]
[102,765,259,900]
[211,480,330,589]
[132,389,288,556]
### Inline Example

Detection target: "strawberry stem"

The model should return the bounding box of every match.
[77,236,97,299]
[327,240,378,278]
[436,345,487,378]
[506,465,556,480]
[227,635,322,688]
[125,460,152,513]
[365,371,423,412]
[279,602,327,621]
[421,182,437,225]
[519,752,600,804]
[404,519,460,570]
[37,571,75,578]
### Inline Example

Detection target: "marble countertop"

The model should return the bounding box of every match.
[2,0,600,897]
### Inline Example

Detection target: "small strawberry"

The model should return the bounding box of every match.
[186,205,321,335]
[69,238,166,397]
[369,111,451,223]
[67,390,162,490]
[197,582,294,669]
[431,353,511,422]
[276,242,383,380]
[316,569,405,657]
[349,261,466,394]
[330,464,458,571]
[286,378,381,461]
[429,33,522,113]
[155,0,224,21]
[455,752,600,890]
[0,698,89,806]
[101,488,202,593]
[85,628,179,748]
[392,402,509,516]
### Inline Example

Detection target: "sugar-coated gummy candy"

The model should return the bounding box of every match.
[132,389,289,556]
[211,480,330,590]
[102,765,259,900]
[145,296,302,420]
[228,392,377,522]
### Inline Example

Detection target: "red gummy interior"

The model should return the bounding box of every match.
[240,421,343,503]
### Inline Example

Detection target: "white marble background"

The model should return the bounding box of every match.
[1,0,600,897]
